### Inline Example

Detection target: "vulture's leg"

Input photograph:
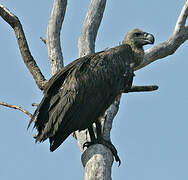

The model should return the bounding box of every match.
[95,120,121,165]
[88,125,96,142]
[83,125,96,147]
[83,121,121,166]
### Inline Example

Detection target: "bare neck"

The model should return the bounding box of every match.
[126,42,144,68]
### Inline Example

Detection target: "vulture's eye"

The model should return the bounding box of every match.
[135,32,142,36]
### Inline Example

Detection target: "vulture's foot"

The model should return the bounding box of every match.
[83,138,121,166]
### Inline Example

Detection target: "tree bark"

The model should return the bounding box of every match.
[46,0,67,75]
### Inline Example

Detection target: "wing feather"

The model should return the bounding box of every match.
[28,44,134,151]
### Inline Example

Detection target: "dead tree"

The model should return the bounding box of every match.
[0,0,188,179]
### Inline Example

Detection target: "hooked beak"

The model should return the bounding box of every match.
[143,32,155,44]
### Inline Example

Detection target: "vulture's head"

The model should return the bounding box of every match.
[123,28,154,48]
[123,29,155,68]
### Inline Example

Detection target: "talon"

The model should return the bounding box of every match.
[83,141,92,149]
[82,138,121,166]
[115,155,121,166]
[97,138,121,166]
[83,142,88,148]
[108,145,121,166]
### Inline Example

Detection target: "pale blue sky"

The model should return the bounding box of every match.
[0,1,188,180]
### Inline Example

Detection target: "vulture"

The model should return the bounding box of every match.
[28,29,154,164]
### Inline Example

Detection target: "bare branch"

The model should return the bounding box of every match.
[127,85,159,93]
[0,102,32,118]
[0,4,47,90]
[102,95,121,142]
[78,0,106,57]
[136,0,188,70]
[175,1,188,32]
[47,0,67,75]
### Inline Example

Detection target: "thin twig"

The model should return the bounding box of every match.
[0,102,32,117]
[40,37,46,44]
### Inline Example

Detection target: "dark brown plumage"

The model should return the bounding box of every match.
[28,29,154,162]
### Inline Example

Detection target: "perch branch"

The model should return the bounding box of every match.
[136,0,188,70]
[0,4,47,90]
[0,102,32,117]
[46,0,67,75]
